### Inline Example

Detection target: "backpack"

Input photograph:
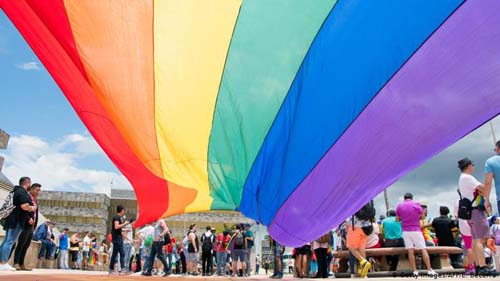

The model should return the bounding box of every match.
[457,188,476,220]
[201,233,213,252]
[163,232,171,246]
[355,201,376,221]
[234,232,244,247]
[144,234,153,248]
[0,191,15,227]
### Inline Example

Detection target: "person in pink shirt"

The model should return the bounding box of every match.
[396,193,436,277]
[216,231,230,276]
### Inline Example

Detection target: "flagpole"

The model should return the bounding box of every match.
[383,189,390,213]
[490,121,497,145]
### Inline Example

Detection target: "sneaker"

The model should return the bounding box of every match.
[427,270,437,277]
[0,264,12,271]
[163,271,172,277]
[360,260,371,278]
[142,272,152,276]
[477,267,497,276]
[464,266,475,275]
[413,270,419,277]
[108,270,119,275]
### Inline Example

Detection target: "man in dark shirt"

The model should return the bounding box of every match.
[0,177,34,271]
[109,205,132,275]
[431,206,460,267]
[14,183,41,270]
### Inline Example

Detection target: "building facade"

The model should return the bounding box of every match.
[107,189,138,233]
[37,191,110,238]
[30,188,254,241]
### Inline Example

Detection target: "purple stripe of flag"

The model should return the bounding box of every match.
[269,0,500,246]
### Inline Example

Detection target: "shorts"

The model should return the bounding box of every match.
[82,251,89,259]
[468,209,490,240]
[232,249,246,262]
[187,252,198,262]
[273,244,282,257]
[462,235,472,250]
[346,227,367,249]
[297,245,311,255]
[70,251,79,262]
[402,231,426,250]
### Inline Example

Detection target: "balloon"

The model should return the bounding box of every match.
[2,0,500,246]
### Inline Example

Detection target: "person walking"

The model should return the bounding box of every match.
[0,177,34,271]
[142,218,171,277]
[109,205,133,275]
[264,256,270,275]
[200,225,215,276]
[255,254,261,275]
[458,157,495,276]
[396,193,436,277]
[13,183,40,271]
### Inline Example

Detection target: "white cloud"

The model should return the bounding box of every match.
[15,61,40,71]
[1,134,132,195]
[375,116,500,219]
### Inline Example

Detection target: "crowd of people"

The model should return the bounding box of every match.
[1,141,500,279]
[270,141,500,278]
[102,204,259,277]
[329,141,500,278]
[0,177,109,271]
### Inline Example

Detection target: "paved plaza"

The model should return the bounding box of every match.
[0,269,492,281]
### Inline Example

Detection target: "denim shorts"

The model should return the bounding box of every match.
[273,245,282,257]
[232,249,246,262]
[187,252,198,262]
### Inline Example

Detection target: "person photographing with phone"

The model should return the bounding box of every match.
[109,205,134,275]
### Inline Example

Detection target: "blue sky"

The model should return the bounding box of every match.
[1,10,499,219]
[0,10,126,193]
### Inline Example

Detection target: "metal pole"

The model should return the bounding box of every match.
[490,121,497,145]
[384,189,390,213]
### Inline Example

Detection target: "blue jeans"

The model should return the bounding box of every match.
[216,252,227,275]
[109,239,125,271]
[123,243,132,270]
[144,241,169,274]
[39,239,55,259]
[0,223,23,263]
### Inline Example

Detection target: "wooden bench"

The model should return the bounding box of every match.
[334,246,463,272]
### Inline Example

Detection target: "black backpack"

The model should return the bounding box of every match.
[234,232,244,247]
[355,201,376,221]
[201,233,213,252]
[162,232,171,246]
[457,188,476,220]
